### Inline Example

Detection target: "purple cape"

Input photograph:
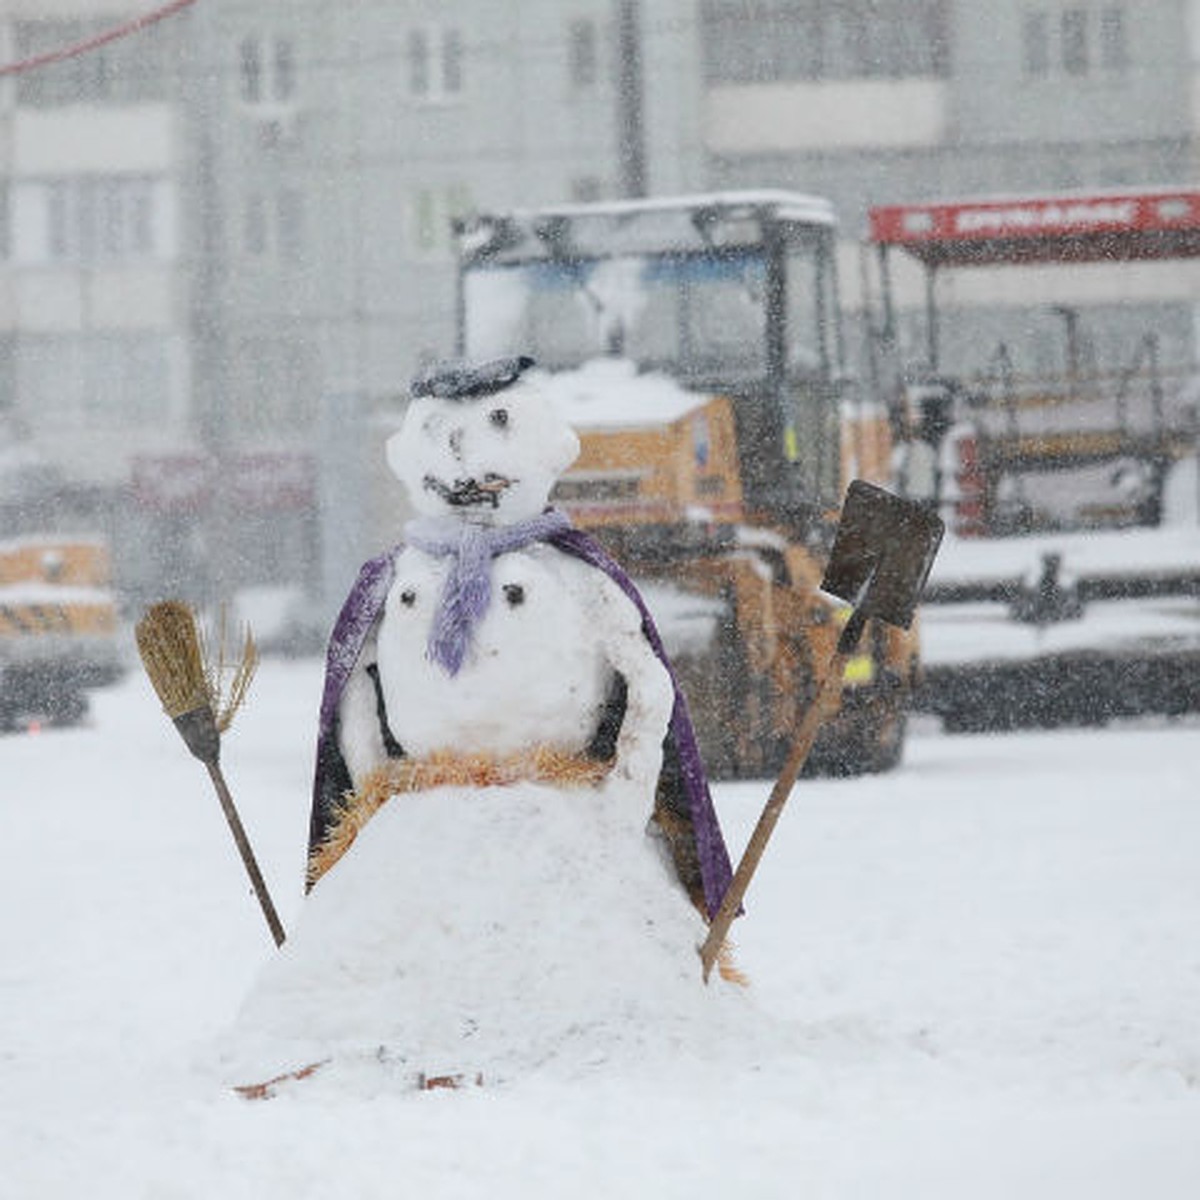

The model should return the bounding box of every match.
[308,524,734,919]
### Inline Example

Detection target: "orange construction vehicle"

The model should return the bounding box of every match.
[454,191,918,777]
[0,534,122,730]
[0,426,123,730]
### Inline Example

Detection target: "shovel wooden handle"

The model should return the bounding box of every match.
[699,612,865,981]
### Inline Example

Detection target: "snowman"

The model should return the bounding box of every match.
[218,356,740,1093]
[308,354,732,915]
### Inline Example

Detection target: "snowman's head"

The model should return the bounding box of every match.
[387,356,580,524]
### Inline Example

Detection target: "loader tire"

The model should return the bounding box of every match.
[864,701,906,774]
[807,684,908,777]
[47,688,89,727]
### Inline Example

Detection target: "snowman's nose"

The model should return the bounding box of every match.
[449,427,464,459]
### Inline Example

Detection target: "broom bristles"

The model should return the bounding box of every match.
[136,600,258,729]
[203,607,259,733]
[136,600,210,719]
[216,626,258,733]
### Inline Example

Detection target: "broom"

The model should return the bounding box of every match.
[135,601,286,948]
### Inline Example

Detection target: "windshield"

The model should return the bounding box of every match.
[463,251,769,377]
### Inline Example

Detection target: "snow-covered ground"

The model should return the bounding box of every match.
[920,588,1200,666]
[4,659,1200,1197]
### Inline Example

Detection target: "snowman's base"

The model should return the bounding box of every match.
[216,781,751,1096]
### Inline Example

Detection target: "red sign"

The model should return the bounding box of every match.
[131,453,314,513]
[226,453,314,510]
[131,454,213,513]
[869,188,1200,266]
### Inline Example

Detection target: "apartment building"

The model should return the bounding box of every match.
[0,2,189,580]
[216,0,1200,431]
[5,2,1200,602]
[198,0,706,601]
[0,2,326,600]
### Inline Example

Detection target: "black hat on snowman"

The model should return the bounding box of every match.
[410,355,536,401]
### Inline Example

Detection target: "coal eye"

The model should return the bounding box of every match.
[502,583,525,607]
[489,407,509,429]
[400,588,417,607]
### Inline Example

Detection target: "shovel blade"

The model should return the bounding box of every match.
[821,480,944,630]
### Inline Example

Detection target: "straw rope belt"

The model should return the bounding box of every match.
[306,746,612,888]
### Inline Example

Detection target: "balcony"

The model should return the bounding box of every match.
[705,78,949,154]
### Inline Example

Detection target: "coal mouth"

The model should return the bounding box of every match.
[424,474,513,508]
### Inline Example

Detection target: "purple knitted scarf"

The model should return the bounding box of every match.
[405,509,573,675]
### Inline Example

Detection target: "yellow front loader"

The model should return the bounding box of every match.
[455,192,921,778]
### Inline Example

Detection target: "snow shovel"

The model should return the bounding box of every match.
[699,481,943,981]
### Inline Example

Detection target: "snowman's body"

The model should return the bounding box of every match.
[335,540,672,793]
[320,356,689,845]
[380,544,613,757]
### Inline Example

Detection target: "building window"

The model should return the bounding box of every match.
[700,1,950,84]
[1022,6,1127,80]
[1100,7,1128,71]
[409,184,473,257]
[442,29,464,93]
[14,19,169,106]
[231,336,317,434]
[568,19,599,88]
[570,176,604,202]
[1021,11,1050,76]
[239,38,262,103]
[407,29,430,95]
[239,34,297,105]
[413,190,438,251]
[277,188,305,262]
[22,176,163,263]
[243,189,306,261]
[0,336,15,413]
[1061,9,1089,75]
[46,182,70,258]
[244,194,269,255]
[85,334,172,425]
[408,25,464,99]
[274,37,296,101]
[17,334,173,429]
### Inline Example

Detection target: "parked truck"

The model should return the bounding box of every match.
[867,186,1200,536]
[866,186,1200,729]
[453,191,919,778]
[0,428,123,730]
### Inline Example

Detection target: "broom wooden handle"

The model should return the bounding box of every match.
[206,761,287,948]
[699,609,867,981]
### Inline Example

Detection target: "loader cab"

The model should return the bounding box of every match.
[454,191,847,530]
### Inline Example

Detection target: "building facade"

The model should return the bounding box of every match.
[700,0,1200,380]
[0,2,192,598]
[3,1,1199,604]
